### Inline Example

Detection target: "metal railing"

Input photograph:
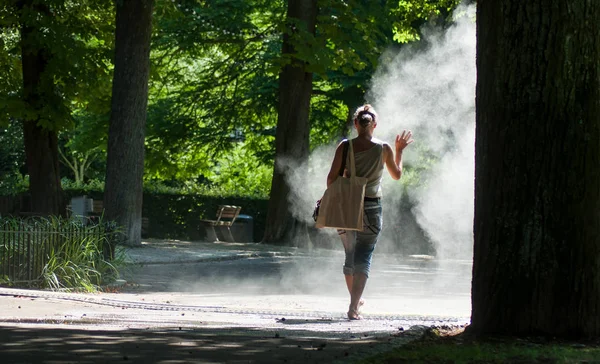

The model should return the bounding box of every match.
[0,219,109,284]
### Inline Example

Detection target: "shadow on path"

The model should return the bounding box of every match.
[0,324,419,364]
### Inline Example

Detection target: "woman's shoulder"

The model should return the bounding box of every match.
[376,139,394,160]
[372,137,390,149]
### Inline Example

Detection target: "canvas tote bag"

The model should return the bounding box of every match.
[315,140,367,231]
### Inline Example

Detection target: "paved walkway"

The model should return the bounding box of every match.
[0,239,471,363]
[121,239,309,265]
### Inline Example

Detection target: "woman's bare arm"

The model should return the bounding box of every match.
[383,143,402,180]
[384,130,413,180]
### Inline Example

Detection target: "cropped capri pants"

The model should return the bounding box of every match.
[338,198,383,278]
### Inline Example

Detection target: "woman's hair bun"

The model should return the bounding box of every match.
[354,104,377,127]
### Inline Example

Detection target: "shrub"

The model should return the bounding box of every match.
[0,216,123,292]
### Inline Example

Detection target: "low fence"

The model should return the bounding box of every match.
[0,219,112,284]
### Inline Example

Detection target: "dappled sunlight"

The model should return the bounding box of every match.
[0,324,419,363]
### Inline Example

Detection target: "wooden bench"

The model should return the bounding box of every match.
[91,200,104,215]
[200,205,242,242]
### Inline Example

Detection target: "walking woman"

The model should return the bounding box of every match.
[325,104,413,320]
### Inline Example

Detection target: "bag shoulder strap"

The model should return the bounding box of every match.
[338,140,349,176]
[348,139,357,179]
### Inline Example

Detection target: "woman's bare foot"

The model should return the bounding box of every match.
[347,308,362,320]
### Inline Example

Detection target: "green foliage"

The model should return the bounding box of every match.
[58,110,109,183]
[61,178,105,193]
[309,94,350,146]
[42,234,121,292]
[143,0,283,182]
[312,0,394,77]
[303,1,399,147]
[391,0,462,43]
[0,0,464,211]
[144,97,214,180]
[0,0,114,195]
[203,141,272,197]
[0,0,115,130]
[0,216,122,292]
[0,175,28,197]
[0,27,21,126]
[0,120,27,195]
[62,177,268,199]
[143,0,417,183]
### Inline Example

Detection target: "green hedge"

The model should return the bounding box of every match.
[63,190,268,242]
[141,193,268,242]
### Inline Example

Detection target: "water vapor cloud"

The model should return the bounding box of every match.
[369,3,476,260]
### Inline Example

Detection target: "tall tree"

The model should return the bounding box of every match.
[17,1,62,214]
[472,0,600,337]
[104,0,154,247]
[262,0,317,244]
[1,0,113,210]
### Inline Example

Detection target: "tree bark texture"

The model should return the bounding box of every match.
[263,0,317,244]
[472,0,600,337]
[104,0,154,247]
[19,1,63,215]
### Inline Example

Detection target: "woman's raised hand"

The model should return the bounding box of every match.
[395,130,413,152]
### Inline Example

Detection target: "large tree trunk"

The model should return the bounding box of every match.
[104,0,154,247]
[19,1,63,215]
[263,0,317,245]
[471,0,600,337]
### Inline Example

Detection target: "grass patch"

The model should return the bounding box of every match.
[361,325,600,364]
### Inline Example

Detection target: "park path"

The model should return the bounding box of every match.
[0,240,472,363]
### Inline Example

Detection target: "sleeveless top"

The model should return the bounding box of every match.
[345,140,384,198]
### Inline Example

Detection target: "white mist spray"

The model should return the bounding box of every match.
[368,3,476,260]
